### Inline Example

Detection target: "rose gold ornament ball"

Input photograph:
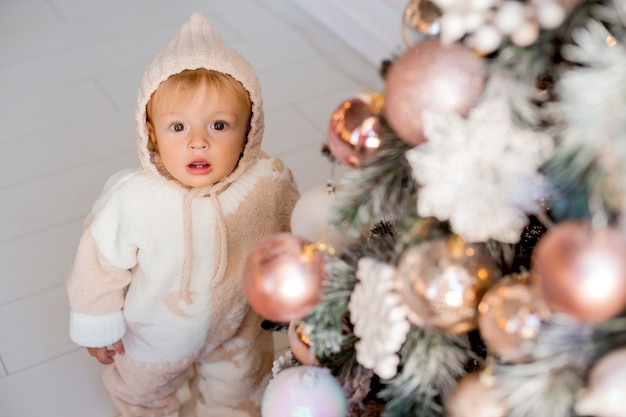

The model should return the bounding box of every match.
[327,94,382,169]
[575,348,626,417]
[478,274,551,363]
[288,322,319,366]
[447,372,508,417]
[395,236,501,333]
[383,38,486,146]
[242,233,326,323]
[532,221,626,323]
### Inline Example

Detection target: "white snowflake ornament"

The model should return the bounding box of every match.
[348,257,410,379]
[406,97,553,243]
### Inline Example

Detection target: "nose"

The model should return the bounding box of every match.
[189,131,209,150]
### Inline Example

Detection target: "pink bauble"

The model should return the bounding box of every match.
[478,274,551,363]
[262,366,348,417]
[447,372,508,417]
[243,233,326,323]
[532,221,626,323]
[575,348,626,417]
[327,94,382,168]
[288,322,319,366]
[384,38,486,146]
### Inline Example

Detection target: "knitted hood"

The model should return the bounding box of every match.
[135,13,263,191]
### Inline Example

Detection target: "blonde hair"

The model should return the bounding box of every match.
[146,69,252,150]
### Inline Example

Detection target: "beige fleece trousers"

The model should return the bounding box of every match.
[102,328,273,417]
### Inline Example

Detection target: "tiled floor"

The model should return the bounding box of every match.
[0,1,384,416]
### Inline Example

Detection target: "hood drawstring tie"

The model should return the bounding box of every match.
[179,187,229,306]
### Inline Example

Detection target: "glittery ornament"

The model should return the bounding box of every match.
[288,322,319,366]
[575,348,626,417]
[243,233,326,323]
[395,235,501,333]
[327,94,383,168]
[290,182,358,255]
[478,274,551,363]
[262,366,348,417]
[384,39,486,146]
[532,221,626,323]
[446,372,509,417]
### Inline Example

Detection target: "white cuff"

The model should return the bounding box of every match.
[69,310,126,347]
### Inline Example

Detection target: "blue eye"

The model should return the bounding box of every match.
[212,121,226,131]
[170,122,185,132]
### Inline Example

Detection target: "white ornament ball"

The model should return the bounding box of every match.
[290,183,358,255]
[575,348,626,417]
[440,12,468,43]
[511,19,540,47]
[464,12,486,33]
[536,1,566,29]
[494,1,525,35]
[471,24,503,54]
[469,0,498,11]
[262,366,348,417]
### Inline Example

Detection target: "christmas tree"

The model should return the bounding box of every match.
[243,1,626,416]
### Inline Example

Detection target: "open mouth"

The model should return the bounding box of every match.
[187,159,212,174]
[188,163,210,169]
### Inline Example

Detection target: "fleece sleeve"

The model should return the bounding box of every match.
[67,171,139,348]
[66,220,132,347]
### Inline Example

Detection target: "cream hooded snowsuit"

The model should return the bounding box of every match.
[67,14,299,417]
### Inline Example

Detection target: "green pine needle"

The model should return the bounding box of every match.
[332,124,418,236]
[379,328,472,417]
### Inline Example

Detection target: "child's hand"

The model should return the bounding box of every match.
[87,340,125,365]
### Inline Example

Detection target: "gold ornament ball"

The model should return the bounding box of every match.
[395,236,501,333]
[478,274,551,363]
[383,38,486,146]
[447,372,509,417]
[402,0,442,42]
[243,233,326,323]
[532,221,626,323]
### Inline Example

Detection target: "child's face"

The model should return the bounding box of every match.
[147,84,250,189]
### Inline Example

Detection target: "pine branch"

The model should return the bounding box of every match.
[590,315,626,359]
[332,124,418,236]
[379,328,472,417]
[493,315,595,417]
[542,147,620,222]
[484,215,548,275]
[303,224,400,366]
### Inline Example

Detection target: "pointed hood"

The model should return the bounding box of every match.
[135,13,264,190]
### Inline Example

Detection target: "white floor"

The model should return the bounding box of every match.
[0,1,384,416]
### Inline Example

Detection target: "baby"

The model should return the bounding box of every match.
[67,13,299,417]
